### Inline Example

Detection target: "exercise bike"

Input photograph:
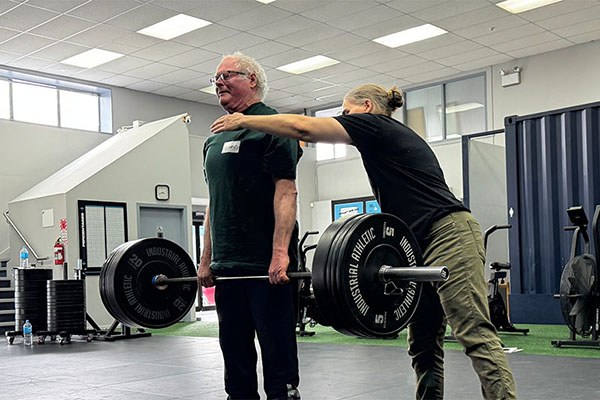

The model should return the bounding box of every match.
[484,224,529,335]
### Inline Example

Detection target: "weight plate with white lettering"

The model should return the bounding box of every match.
[316,213,423,338]
[99,238,197,329]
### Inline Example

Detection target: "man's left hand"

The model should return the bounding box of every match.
[268,253,290,285]
[211,112,244,133]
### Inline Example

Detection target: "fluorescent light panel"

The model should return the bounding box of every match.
[373,24,447,48]
[256,0,277,3]
[199,85,215,94]
[496,0,562,13]
[277,55,339,74]
[60,49,124,68]
[137,14,212,40]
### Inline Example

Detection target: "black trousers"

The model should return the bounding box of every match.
[215,279,300,400]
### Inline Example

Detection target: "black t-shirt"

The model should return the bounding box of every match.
[203,102,302,275]
[334,113,468,248]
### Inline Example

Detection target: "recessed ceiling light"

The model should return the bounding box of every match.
[256,0,276,3]
[373,24,447,48]
[496,0,563,14]
[199,85,215,94]
[60,49,124,68]
[277,56,339,75]
[137,14,212,40]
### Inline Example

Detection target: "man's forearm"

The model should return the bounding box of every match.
[272,179,298,257]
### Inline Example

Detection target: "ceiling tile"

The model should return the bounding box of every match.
[301,33,369,55]
[434,5,508,31]
[176,75,213,90]
[326,4,404,31]
[124,62,180,80]
[126,80,169,92]
[438,47,501,67]
[567,29,600,44]
[185,0,263,23]
[302,62,363,80]
[300,1,380,23]
[30,15,96,41]
[264,89,296,102]
[149,0,205,13]
[491,32,562,53]
[218,5,292,31]
[73,68,115,83]
[320,68,375,85]
[275,23,344,48]
[329,41,386,63]
[96,55,153,74]
[400,33,464,55]
[171,24,240,47]
[66,24,134,48]
[131,41,195,62]
[177,90,215,102]
[43,62,86,75]
[151,85,192,97]
[554,19,600,38]
[269,75,314,90]
[0,27,20,43]
[161,48,222,68]
[472,24,546,46]
[419,40,484,61]
[8,56,55,70]
[251,15,318,40]
[106,31,163,50]
[383,0,447,14]
[0,4,59,31]
[105,4,177,30]
[518,0,598,22]
[203,33,267,54]
[187,57,225,75]
[346,48,410,68]
[411,0,488,22]
[370,55,430,74]
[393,61,449,78]
[0,49,19,64]
[67,0,146,23]
[536,5,600,30]
[270,0,324,14]
[454,15,528,39]
[100,74,143,86]
[403,67,461,84]
[151,68,201,85]
[505,39,574,59]
[0,1,21,14]
[24,0,90,13]
[29,41,90,62]
[452,54,513,72]
[353,14,425,40]
[0,33,54,55]
[242,41,294,60]
[259,48,317,69]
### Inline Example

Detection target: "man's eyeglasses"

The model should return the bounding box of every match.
[210,70,247,84]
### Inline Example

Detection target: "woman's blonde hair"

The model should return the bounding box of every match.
[344,84,404,116]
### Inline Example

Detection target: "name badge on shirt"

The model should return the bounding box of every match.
[222,140,241,154]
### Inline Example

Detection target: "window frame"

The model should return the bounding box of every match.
[0,67,112,133]
[403,72,487,143]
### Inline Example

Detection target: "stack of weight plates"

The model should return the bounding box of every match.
[14,268,52,332]
[47,280,86,333]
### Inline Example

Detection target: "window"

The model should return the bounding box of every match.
[59,89,100,131]
[404,74,486,142]
[314,105,346,161]
[13,81,58,126]
[0,68,111,133]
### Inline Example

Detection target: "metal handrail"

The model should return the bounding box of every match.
[3,210,48,262]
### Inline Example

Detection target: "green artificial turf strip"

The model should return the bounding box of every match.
[149,322,600,359]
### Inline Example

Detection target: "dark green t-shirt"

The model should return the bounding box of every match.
[203,102,302,275]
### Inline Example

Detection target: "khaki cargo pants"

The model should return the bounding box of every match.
[407,211,517,399]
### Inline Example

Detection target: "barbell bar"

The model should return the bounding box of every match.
[99,213,450,338]
[151,265,448,288]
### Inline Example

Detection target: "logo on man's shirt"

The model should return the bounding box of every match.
[222,140,241,154]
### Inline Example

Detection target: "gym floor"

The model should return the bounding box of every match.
[2,314,599,400]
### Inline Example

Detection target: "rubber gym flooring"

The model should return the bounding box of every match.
[1,329,599,400]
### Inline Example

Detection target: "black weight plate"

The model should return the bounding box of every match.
[332,213,423,338]
[312,214,363,327]
[99,238,198,329]
[100,241,132,325]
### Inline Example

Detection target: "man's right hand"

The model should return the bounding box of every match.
[197,262,215,287]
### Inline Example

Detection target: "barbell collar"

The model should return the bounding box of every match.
[378,265,449,283]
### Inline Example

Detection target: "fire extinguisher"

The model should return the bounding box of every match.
[54,238,64,266]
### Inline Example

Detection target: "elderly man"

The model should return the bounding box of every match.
[198,52,303,400]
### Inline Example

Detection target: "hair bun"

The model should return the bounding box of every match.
[387,86,404,109]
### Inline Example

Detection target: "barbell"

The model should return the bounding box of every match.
[99,213,449,338]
